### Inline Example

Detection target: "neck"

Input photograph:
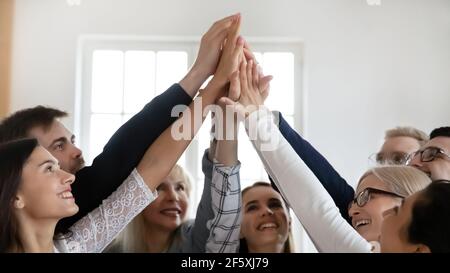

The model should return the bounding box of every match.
[15,215,57,253]
[248,242,285,253]
[144,224,174,253]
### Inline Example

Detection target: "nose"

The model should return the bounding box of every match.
[166,186,179,201]
[261,206,274,217]
[348,202,361,218]
[60,169,75,185]
[69,143,83,159]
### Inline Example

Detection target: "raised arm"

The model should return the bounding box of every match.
[136,14,244,191]
[220,58,371,253]
[204,96,242,253]
[61,15,238,232]
[242,44,354,223]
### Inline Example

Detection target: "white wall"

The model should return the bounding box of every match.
[10,0,450,250]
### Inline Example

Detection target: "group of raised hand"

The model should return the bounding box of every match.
[183,13,275,124]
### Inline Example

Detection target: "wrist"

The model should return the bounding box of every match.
[179,67,208,98]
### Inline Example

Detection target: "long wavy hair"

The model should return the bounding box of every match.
[0,138,38,253]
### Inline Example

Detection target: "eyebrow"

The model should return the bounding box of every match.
[38,159,57,167]
[245,200,258,208]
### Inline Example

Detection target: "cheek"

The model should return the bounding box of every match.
[142,201,161,220]
[277,211,290,232]
[240,214,255,237]
[366,199,398,220]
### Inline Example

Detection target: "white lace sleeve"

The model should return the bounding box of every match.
[58,168,156,253]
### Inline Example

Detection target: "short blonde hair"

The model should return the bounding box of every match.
[385,127,429,147]
[106,164,192,253]
[358,165,431,197]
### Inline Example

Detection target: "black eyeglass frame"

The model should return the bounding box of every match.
[349,187,405,209]
[407,146,450,164]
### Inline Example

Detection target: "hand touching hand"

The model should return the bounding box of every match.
[192,14,237,81]
[220,58,273,118]
[211,14,244,87]
[179,14,236,97]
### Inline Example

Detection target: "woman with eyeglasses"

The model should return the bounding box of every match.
[347,167,430,244]
[220,58,450,252]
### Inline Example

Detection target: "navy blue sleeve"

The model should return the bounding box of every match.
[57,84,192,231]
[271,112,354,223]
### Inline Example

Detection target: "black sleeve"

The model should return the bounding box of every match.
[270,111,355,224]
[57,84,192,232]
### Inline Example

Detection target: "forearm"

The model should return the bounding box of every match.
[214,112,238,166]
[137,79,227,191]
[206,161,242,253]
[179,67,208,98]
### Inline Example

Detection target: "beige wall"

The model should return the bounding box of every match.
[0,0,13,118]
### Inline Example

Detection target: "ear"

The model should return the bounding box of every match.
[414,244,431,253]
[14,196,25,209]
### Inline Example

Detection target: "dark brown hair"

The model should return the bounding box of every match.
[0,106,67,143]
[0,138,38,253]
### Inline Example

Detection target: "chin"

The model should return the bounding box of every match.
[65,205,79,217]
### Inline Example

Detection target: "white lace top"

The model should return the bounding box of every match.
[53,168,156,253]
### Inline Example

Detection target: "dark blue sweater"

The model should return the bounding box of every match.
[57,84,192,232]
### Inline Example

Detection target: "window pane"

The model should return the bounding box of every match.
[89,114,123,162]
[284,115,295,129]
[237,124,268,189]
[156,51,188,95]
[197,115,212,176]
[253,52,263,64]
[263,52,294,115]
[124,51,156,114]
[91,50,124,113]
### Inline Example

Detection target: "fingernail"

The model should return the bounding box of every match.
[237,36,244,45]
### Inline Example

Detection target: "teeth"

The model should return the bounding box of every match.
[60,191,73,199]
[355,219,371,228]
[162,209,180,216]
[259,223,277,230]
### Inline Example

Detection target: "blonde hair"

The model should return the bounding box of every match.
[358,165,431,197]
[385,127,429,147]
[107,164,192,253]
[241,182,295,253]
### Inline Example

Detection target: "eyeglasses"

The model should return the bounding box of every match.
[368,152,409,165]
[406,147,450,164]
[348,187,405,210]
[433,179,450,184]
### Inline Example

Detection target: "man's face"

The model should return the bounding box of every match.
[29,120,85,174]
[408,137,450,180]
